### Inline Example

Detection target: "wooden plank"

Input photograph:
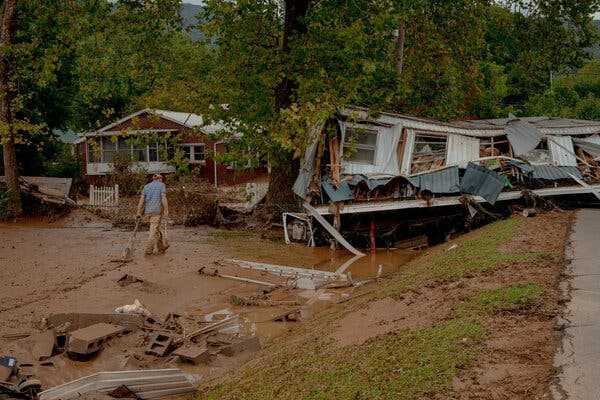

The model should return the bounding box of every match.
[303,203,364,256]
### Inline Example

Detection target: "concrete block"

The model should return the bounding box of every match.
[31,330,56,361]
[145,333,174,357]
[220,336,260,357]
[67,323,124,355]
[173,344,211,365]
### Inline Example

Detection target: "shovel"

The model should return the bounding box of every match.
[112,217,141,263]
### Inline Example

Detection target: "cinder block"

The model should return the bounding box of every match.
[173,344,211,365]
[145,333,174,357]
[67,323,125,355]
[220,336,260,357]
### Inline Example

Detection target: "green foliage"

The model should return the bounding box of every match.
[526,60,600,119]
[106,152,148,195]
[43,146,81,178]
[202,319,484,400]
[462,283,544,314]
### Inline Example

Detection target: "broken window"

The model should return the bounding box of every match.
[344,127,378,164]
[410,133,447,173]
[479,136,511,157]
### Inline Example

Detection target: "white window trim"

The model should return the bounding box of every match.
[180,143,206,164]
[341,123,379,166]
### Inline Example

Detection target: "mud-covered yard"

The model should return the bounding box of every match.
[0,209,572,399]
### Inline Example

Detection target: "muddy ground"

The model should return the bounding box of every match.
[0,209,419,393]
[0,208,573,399]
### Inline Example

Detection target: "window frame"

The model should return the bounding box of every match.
[342,125,379,165]
[180,143,206,164]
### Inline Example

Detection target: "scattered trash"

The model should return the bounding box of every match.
[447,244,458,251]
[67,323,125,356]
[0,355,16,381]
[114,299,152,318]
[38,369,197,400]
[522,208,537,217]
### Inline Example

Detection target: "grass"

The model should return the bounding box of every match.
[202,319,484,400]
[198,217,551,400]
[379,218,545,298]
[461,283,544,314]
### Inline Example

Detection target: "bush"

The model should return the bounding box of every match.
[107,152,149,196]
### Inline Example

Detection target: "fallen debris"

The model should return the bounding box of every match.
[31,330,56,361]
[0,356,16,381]
[1,332,30,341]
[220,336,260,357]
[114,299,152,318]
[67,323,125,356]
[173,343,211,365]
[198,265,280,288]
[230,294,301,307]
[37,369,197,400]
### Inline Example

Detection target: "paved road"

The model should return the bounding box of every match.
[553,209,600,400]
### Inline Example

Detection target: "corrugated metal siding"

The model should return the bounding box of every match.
[406,166,460,193]
[505,119,542,155]
[400,129,415,175]
[446,134,479,167]
[548,135,577,166]
[532,165,582,180]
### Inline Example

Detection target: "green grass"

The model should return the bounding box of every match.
[461,283,544,314]
[379,218,545,298]
[202,319,484,400]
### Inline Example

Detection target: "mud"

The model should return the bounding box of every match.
[0,209,419,392]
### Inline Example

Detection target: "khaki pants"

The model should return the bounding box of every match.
[145,214,169,255]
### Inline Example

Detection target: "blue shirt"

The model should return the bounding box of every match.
[143,181,166,215]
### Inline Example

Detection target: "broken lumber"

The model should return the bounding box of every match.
[198,266,279,287]
[173,316,238,347]
[230,294,301,307]
[303,202,364,256]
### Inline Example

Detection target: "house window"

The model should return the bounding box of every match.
[410,133,447,173]
[101,137,117,163]
[180,144,206,163]
[148,142,159,162]
[344,127,378,164]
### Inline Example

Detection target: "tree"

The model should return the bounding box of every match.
[0,0,21,216]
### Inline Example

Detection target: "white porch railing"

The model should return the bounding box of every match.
[89,184,119,208]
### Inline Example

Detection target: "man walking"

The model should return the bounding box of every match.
[137,174,169,255]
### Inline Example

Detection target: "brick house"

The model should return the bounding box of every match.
[81,108,265,186]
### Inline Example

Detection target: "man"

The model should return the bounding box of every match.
[137,174,169,255]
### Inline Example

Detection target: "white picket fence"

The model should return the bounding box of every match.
[89,184,119,208]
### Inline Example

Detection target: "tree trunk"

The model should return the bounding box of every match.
[395,20,406,76]
[0,0,20,217]
[263,0,311,220]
